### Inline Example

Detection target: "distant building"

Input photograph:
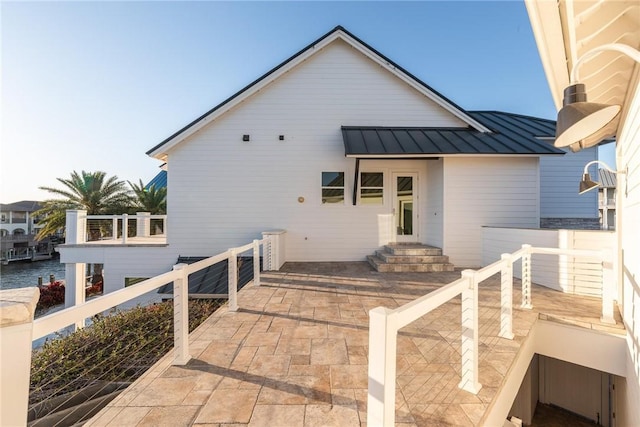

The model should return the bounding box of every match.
[0,200,43,236]
[598,168,616,230]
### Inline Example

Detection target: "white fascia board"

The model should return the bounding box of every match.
[336,31,491,133]
[525,0,571,111]
[148,32,344,159]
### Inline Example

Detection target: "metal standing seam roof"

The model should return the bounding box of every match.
[342,111,564,157]
[145,170,167,190]
[598,168,617,188]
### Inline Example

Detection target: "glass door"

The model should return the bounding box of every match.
[392,173,418,242]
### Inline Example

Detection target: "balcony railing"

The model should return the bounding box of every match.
[66,211,167,245]
[0,233,285,426]
[366,244,612,426]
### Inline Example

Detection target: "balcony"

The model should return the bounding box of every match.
[0,236,625,426]
[62,212,167,247]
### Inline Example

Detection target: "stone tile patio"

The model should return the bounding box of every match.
[85,262,623,427]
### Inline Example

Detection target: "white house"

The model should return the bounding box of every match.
[525,0,639,424]
[59,26,598,292]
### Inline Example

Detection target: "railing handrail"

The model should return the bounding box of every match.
[32,238,268,341]
[85,214,167,220]
[367,244,610,426]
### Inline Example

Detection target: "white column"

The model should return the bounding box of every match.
[367,306,397,426]
[600,249,616,324]
[602,188,609,230]
[172,263,191,365]
[228,249,238,312]
[112,217,118,240]
[0,287,39,427]
[253,239,261,287]
[65,262,86,330]
[459,269,482,394]
[122,214,129,244]
[500,253,515,340]
[261,230,286,270]
[65,209,87,244]
[136,212,151,238]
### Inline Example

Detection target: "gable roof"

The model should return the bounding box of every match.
[147,25,491,160]
[342,111,564,157]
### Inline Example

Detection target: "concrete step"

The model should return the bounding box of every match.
[384,243,443,256]
[367,255,455,273]
[375,250,450,264]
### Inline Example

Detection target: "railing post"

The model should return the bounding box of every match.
[136,212,151,238]
[228,249,238,312]
[459,269,482,394]
[112,216,118,240]
[0,287,39,427]
[122,214,129,244]
[500,254,515,340]
[65,209,87,244]
[263,235,273,271]
[172,263,191,365]
[253,239,261,287]
[600,249,616,324]
[521,244,533,309]
[367,307,397,426]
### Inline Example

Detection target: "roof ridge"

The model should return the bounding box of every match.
[148,25,487,157]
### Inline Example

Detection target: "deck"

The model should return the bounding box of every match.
[85,262,623,426]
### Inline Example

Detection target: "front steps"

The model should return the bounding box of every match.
[367,243,455,272]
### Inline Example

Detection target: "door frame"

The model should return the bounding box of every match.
[392,172,419,243]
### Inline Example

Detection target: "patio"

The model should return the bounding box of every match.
[85,262,623,427]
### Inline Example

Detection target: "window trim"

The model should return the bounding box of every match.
[358,171,384,205]
[321,171,345,205]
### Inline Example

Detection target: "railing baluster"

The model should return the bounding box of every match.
[122,214,128,244]
[521,244,533,309]
[172,263,191,365]
[459,270,482,394]
[367,307,397,427]
[228,249,238,312]
[112,217,118,240]
[500,254,515,340]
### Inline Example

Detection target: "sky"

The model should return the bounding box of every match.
[1,1,615,203]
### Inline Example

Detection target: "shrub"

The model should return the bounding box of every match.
[30,299,222,404]
[36,281,66,311]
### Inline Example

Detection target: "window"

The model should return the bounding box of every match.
[322,172,344,204]
[360,172,384,205]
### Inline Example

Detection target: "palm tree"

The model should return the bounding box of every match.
[128,179,166,214]
[35,170,133,240]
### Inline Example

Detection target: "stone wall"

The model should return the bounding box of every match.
[540,218,601,230]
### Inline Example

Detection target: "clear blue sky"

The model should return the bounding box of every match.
[1,1,614,203]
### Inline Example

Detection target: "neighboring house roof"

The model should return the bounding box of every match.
[599,168,617,188]
[157,256,259,296]
[145,170,167,190]
[342,111,564,157]
[0,200,42,213]
[146,25,491,160]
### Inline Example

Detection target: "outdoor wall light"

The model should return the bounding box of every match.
[242,134,250,142]
[555,44,640,151]
[578,160,625,195]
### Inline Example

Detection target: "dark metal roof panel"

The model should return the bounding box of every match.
[145,170,167,190]
[342,122,564,157]
[598,168,617,188]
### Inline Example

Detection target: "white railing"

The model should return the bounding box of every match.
[1,236,276,427]
[65,210,167,245]
[367,244,610,426]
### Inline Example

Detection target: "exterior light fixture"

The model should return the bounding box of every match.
[578,160,625,195]
[555,44,640,151]
[242,135,250,142]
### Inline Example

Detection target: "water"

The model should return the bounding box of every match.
[0,257,65,290]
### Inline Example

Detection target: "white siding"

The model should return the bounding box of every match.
[425,159,444,248]
[540,147,599,218]
[618,79,640,427]
[166,39,463,261]
[443,157,540,267]
[482,227,615,296]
